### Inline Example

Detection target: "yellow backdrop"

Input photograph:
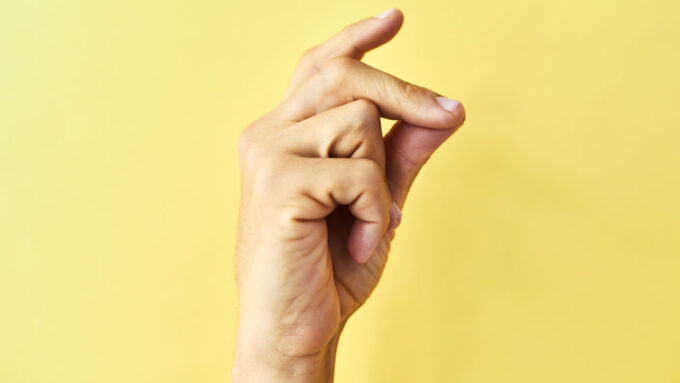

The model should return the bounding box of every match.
[2,0,679,382]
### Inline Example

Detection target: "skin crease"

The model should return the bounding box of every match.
[233,8,466,382]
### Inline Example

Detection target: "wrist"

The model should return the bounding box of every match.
[232,321,346,383]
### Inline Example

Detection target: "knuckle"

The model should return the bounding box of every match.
[349,119,378,149]
[326,55,354,70]
[347,100,380,144]
[254,156,281,180]
[239,134,270,169]
[355,158,382,179]
[248,152,288,192]
[353,99,380,120]
[398,80,425,99]
[394,141,426,171]
[322,56,354,84]
[299,46,318,66]
[242,141,265,166]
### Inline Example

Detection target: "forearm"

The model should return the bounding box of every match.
[232,322,345,383]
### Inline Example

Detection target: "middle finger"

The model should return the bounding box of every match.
[274,56,465,130]
[274,99,385,170]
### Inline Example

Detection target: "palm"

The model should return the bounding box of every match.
[327,206,392,320]
[292,205,392,340]
[285,205,392,355]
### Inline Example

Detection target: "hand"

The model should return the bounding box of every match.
[233,8,466,382]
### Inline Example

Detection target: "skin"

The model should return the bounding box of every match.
[233,8,466,382]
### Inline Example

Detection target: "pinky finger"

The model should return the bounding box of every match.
[291,157,392,263]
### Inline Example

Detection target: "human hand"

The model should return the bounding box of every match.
[233,8,466,382]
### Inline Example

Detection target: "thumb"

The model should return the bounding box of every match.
[384,100,466,209]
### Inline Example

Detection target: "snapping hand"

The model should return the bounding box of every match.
[233,8,466,382]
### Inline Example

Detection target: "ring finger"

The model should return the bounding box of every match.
[273,99,386,170]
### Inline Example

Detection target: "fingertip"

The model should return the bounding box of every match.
[389,201,402,229]
[453,100,466,127]
[365,8,404,45]
[330,9,404,62]
[374,8,404,21]
[383,8,404,33]
[435,96,466,129]
[347,221,383,264]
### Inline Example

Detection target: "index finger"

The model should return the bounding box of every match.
[276,56,466,130]
[283,8,404,99]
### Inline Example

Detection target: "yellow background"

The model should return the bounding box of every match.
[2,0,679,381]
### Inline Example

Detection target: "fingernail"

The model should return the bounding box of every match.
[389,201,402,229]
[436,96,461,112]
[375,8,397,19]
